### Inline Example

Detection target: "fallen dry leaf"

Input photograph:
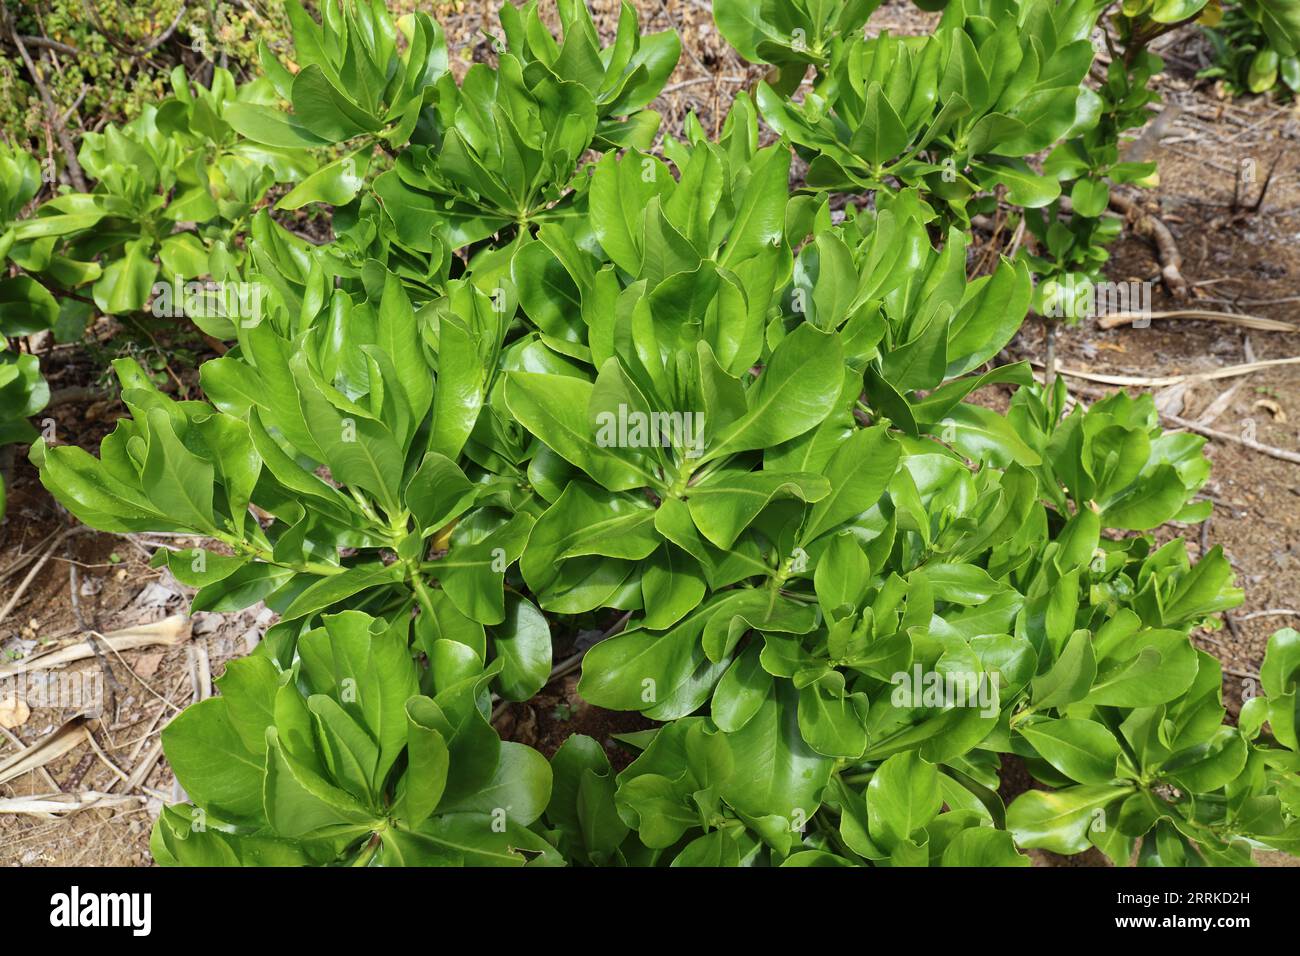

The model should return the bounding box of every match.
[1253,398,1287,423]
[133,651,165,678]
[0,717,89,785]
[0,615,189,679]
[0,696,30,729]
[1153,381,1191,418]
[1197,383,1240,427]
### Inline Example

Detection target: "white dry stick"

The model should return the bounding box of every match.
[83,730,133,788]
[119,739,166,798]
[1164,414,1300,466]
[1237,609,1300,622]
[0,724,60,790]
[1196,383,1241,427]
[0,791,145,818]
[0,615,190,678]
[1098,309,1295,332]
[1051,355,1300,389]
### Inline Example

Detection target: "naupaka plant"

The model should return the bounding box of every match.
[14,67,314,321]
[0,143,55,515]
[497,0,681,150]
[0,64,320,512]
[11,0,1300,868]
[32,269,552,707]
[230,0,679,292]
[478,75,1290,860]
[713,0,888,94]
[1201,0,1300,96]
[153,610,562,866]
[739,0,1101,223]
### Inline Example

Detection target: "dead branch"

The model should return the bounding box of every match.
[1237,609,1300,622]
[1163,413,1300,466]
[1109,191,1188,298]
[1049,355,1300,389]
[3,10,87,191]
[80,0,189,59]
[0,724,60,790]
[0,791,146,818]
[2,33,79,56]
[1098,310,1295,332]
[662,76,748,93]
[490,610,633,724]
[119,739,165,795]
[0,525,92,626]
[1247,149,1284,213]
[47,384,111,407]
[1122,104,1183,165]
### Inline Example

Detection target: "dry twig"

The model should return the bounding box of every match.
[1236,609,1300,622]
[1097,310,1294,332]
[1163,413,1300,466]
[1048,355,1300,389]
[0,791,145,818]
[0,724,60,790]
[0,526,92,627]
[3,8,87,191]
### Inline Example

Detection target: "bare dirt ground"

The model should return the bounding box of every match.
[1,0,1297,866]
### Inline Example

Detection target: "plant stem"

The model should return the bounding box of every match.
[1043,318,1057,388]
[350,832,381,866]
[410,573,439,621]
[213,533,347,577]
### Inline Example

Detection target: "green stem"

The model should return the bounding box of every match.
[410,573,439,620]
[214,533,347,578]
[813,812,865,864]
[348,486,386,528]
[350,832,381,866]
[685,453,730,490]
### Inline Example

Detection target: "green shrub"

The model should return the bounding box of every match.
[1200,0,1300,95]
[9,0,1300,867]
